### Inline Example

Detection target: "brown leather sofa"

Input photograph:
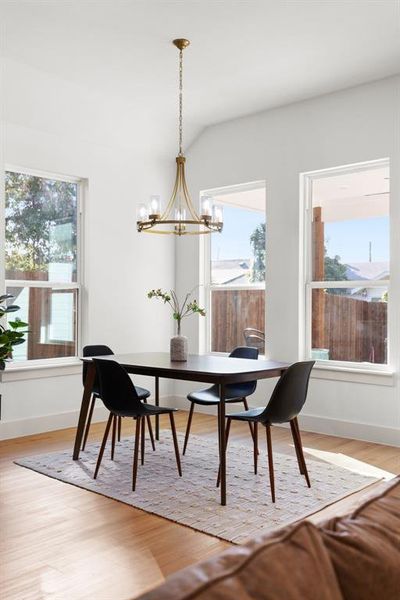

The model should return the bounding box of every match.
[137,477,400,600]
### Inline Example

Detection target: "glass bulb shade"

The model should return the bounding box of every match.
[137,203,148,222]
[213,204,223,224]
[175,207,186,221]
[148,194,161,217]
[200,195,213,218]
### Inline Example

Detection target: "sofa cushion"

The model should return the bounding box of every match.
[139,521,343,600]
[319,478,400,600]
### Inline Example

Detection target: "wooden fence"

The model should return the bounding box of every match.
[6,269,76,360]
[211,289,265,352]
[313,291,387,363]
[212,288,387,364]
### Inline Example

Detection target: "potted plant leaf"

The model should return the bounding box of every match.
[0,293,29,369]
[147,288,205,361]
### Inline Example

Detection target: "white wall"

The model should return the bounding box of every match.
[0,61,176,438]
[175,76,400,446]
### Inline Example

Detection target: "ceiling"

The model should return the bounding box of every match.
[2,1,400,155]
[313,165,390,222]
[209,165,390,222]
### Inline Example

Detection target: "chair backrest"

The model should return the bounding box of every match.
[229,346,259,360]
[243,328,265,353]
[261,361,315,424]
[82,344,114,387]
[227,346,259,396]
[92,358,143,413]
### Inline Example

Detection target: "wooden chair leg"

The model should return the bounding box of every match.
[81,395,96,450]
[265,423,275,503]
[141,415,145,465]
[169,412,182,476]
[292,417,311,488]
[217,418,231,488]
[117,416,122,442]
[290,419,304,475]
[182,403,195,456]
[94,413,113,479]
[111,415,116,460]
[242,398,258,453]
[146,416,156,451]
[132,417,141,491]
[254,422,258,474]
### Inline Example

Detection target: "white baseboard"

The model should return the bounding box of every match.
[0,396,171,440]
[168,396,400,448]
[1,395,398,447]
[297,413,400,447]
[0,404,108,441]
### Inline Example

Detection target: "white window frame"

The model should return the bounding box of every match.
[301,158,391,373]
[3,165,84,369]
[200,181,266,355]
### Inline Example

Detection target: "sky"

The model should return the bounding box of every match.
[211,205,264,260]
[325,216,389,264]
[212,205,389,266]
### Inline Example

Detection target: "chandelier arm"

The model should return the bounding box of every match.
[161,167,180,220]
[181,171,200,221]
[179,163,198,222]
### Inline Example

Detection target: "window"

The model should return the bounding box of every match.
[5,168,82,363]
[204,182,266,354]
[303,159,390,367]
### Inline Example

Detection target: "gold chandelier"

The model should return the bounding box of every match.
[136,39,223,236]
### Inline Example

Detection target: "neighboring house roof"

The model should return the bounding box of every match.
[345,261,389,281]
[211,259,250,285]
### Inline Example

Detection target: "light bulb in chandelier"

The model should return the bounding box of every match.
[200,195,214,221]
[148,195,161,220]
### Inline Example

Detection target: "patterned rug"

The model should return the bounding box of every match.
[16,432,379,543]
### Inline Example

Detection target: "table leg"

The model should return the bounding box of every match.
[73,362,96,460]
[219,383,226,505]
[155,376,160,441]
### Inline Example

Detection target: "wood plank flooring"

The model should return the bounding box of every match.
[1,412,399,600]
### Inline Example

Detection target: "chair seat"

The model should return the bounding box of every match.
[188,385,252,405]
[93,386,151,401]
[135,386,151,400]
[228,406,265,422]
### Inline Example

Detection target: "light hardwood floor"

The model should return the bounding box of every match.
[1,412,399,600]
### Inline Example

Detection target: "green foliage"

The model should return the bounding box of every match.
[147,288,205,335]
[324,253,348,281]
[249,223,266,283]
[324,249,348,296]
[5,171,77,274]
[0,294,29,370]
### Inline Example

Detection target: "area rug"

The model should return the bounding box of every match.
[15,432,379,543]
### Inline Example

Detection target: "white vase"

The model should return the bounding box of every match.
[170,335,188,361]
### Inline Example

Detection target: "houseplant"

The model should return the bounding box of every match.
[0,294,29,370]
[147,288,205,361]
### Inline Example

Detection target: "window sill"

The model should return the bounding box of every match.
[311,363,395,386]
[0,359,82,382]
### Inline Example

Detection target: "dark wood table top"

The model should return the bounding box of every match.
[82,352,289,384]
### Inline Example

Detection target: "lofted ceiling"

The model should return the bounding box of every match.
[2,1,400,156]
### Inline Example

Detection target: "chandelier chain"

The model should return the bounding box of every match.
[179,49,183,156]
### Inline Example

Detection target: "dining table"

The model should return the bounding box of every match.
[74,352,289,505]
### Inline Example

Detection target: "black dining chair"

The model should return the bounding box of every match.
[92,359,182,490]
[81,345,154,451]
[217,361,315,502]
[183,346,259,456]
